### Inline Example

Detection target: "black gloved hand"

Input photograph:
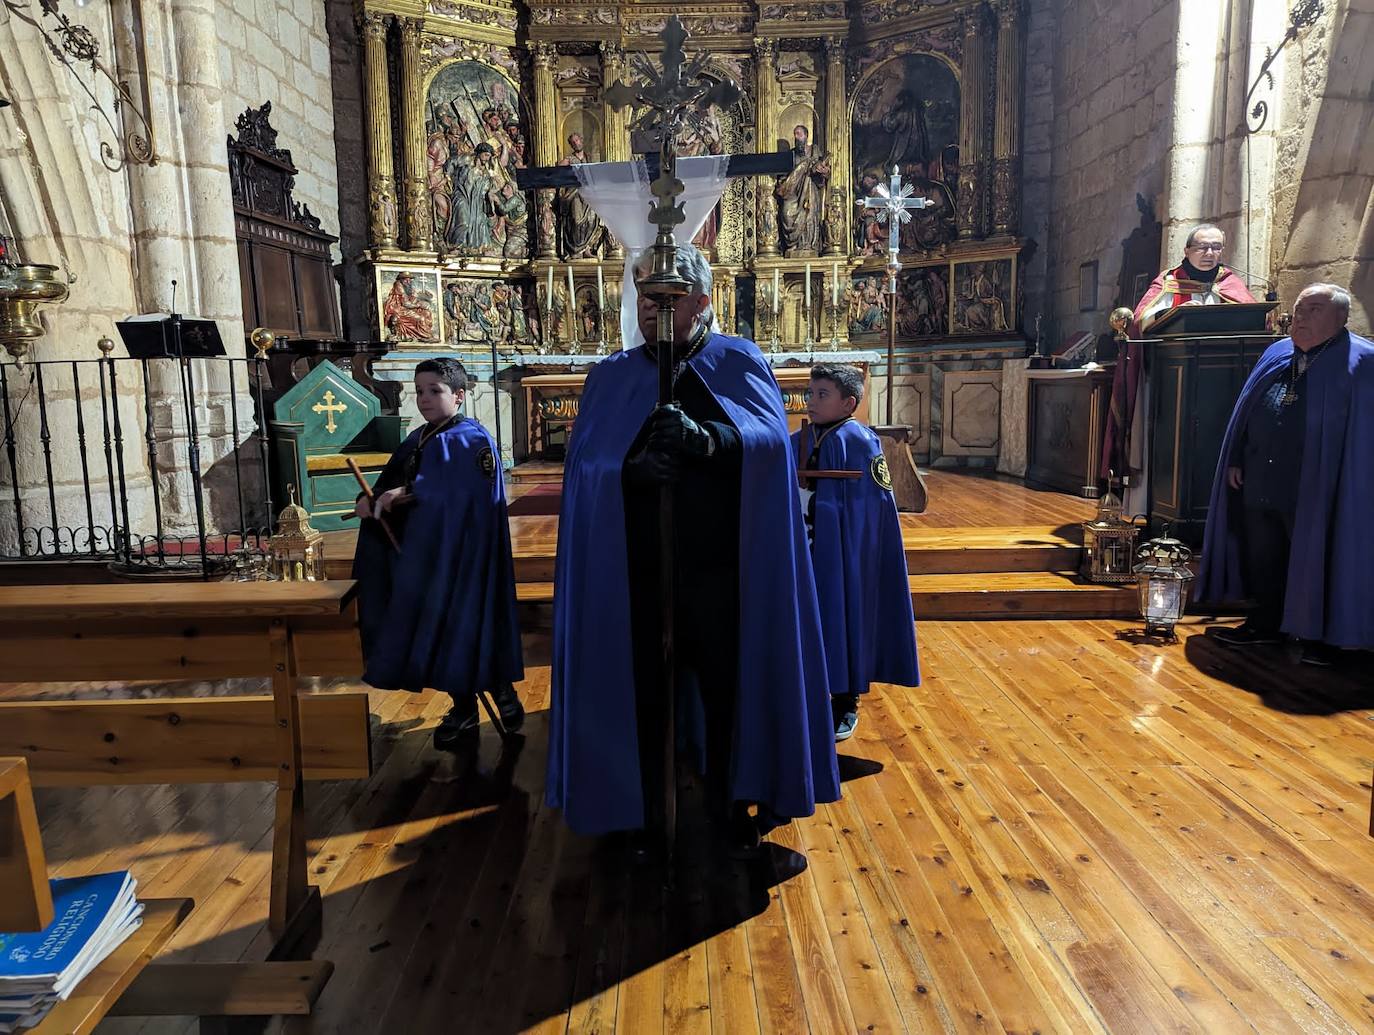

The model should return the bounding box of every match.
[625,445,681,485]
[646,404,713,460]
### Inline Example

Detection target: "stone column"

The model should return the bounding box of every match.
[399,17,432,253]
[991,0,1024,236]
[957,5,989,239]
[533,42,559,260]
[360,11,398,250]
[822,35,849,256]
[754,37,780,258]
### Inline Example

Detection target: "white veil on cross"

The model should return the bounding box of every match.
[571,155,729,348]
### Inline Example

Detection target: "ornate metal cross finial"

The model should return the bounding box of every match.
[861,166,931,286]
[604,16,740,241]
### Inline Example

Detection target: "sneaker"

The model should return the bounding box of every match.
[1299,642,1338,668]
[433,695,479,752]
[833,694,859,742]
[1212,623,1283,648]
[489,683,526,733]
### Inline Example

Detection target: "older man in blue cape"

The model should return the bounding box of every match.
[1196,283,1374,665]
[546,245,840,852]
[792,364,920,743]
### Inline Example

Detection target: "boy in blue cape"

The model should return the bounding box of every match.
[352,358,525,751]
[1196,283,1374,664]
[547,245,840,855]
[792,364,920,741]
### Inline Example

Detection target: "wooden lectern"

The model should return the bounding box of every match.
[1142,301,1278,542]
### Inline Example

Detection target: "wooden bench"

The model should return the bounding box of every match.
[2,756,196,1035]
[0,582,370,1025]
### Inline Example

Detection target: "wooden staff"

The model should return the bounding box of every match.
[346,458,401,554]
[796,419,863,487]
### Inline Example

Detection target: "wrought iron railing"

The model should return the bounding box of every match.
[0,352,273,576]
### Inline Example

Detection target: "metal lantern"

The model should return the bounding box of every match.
[1134,530,1194,635]
[268,488,326,582]
[1081,478,1141,583]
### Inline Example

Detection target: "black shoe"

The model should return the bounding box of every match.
[489,683,525,733]
[433,695,479,752]
[833,694,859,742]
[1300,642,1339,668]
[725,805,761,860]
[1213,622,1283,648]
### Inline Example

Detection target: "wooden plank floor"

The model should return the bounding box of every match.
[4,616,1372,1034]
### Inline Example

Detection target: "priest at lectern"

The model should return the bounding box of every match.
[1102,223,1257,500]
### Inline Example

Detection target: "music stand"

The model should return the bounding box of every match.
[115,314,228,578]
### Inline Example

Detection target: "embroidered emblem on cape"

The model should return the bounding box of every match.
[870,454,893,491]
[477,446,496,479]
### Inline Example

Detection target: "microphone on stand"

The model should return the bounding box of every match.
[1221,264,1278,301]
[170,278,179,315]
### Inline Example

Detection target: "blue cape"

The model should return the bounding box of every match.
[792,420,920,696]
[1195,329,1374,648]
[353,417,524,693]
[546,333,841,835]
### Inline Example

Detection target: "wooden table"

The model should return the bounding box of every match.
[0,582,369,951]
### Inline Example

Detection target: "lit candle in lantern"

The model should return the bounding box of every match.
[772,267,780,315]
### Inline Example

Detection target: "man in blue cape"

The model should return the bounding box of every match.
[1196,283,1374,665]
[546,245,840,853]
[792,364,920,741]
[353,358,525,750]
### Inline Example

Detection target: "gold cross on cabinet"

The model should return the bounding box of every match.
[312,390,348,434]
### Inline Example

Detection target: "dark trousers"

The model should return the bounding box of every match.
[630,568,740,830]
[1241,506,1295,633]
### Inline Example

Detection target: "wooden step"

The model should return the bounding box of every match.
[911,571,1137,620]
[903,525,1082,575]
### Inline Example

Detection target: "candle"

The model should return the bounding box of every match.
[566,265,575,312]
[832,262,839,307]
[546,265,553,309]
[805,262,811,314]
[596,264,605,310]
[772,268,780,315]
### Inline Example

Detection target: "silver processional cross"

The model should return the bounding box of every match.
[862,166,932,286]
[861,166,930,427]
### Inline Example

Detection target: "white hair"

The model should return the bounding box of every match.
[1301,282,1351,317]
[632,243,719,333]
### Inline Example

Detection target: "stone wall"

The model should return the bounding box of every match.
[1268,0,1374,331]
[1017,0,1056,348]
[1037,0,1179,344]
[217,0,341,245]
[325,0,371,338]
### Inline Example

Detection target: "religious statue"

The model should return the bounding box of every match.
[427,110,476,241]
[896,271,948,337]
[957,263,1009,332]
[848,278,887,335]
[382,272,436,342]
[677,109,724,252]
[882,90,931,172]
[492,182,529,259]
[445,143,499,252]
[775,125,830,257]
[555,133,606,259]
[854,171,884,256]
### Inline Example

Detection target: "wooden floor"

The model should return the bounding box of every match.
[4,613,1372,1034]
[9,474,1373,1033]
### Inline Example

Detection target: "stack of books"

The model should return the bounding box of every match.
[0,872,144,1033]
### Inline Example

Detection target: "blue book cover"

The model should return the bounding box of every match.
[0,872,136,986]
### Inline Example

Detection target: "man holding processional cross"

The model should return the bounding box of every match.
[531,19,840,859]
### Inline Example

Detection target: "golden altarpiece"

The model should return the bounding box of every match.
[353,0,1030,472]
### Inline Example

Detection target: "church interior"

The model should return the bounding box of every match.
[1,0,1372,1031]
